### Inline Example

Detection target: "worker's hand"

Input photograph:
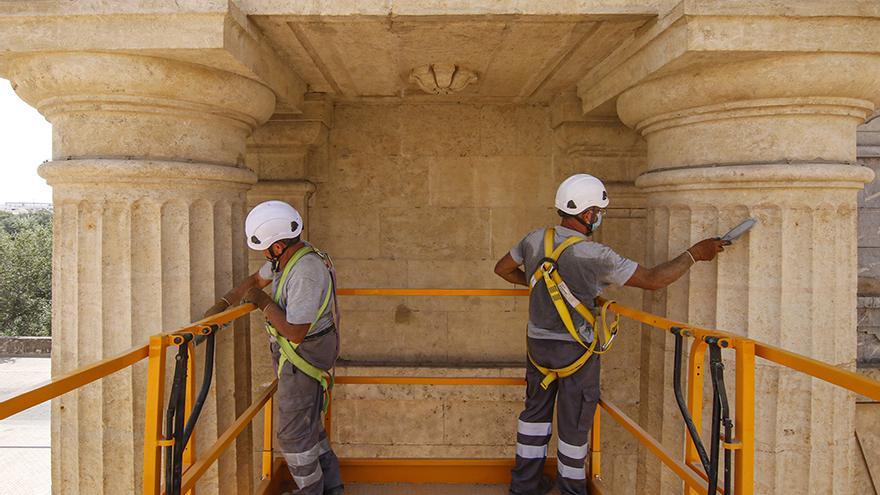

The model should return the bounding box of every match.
[243,287,273,312]
[203,299,230,319]
[687,238,730,262]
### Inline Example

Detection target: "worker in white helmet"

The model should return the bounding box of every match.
[204,200,343,495]
[494,174,727,495]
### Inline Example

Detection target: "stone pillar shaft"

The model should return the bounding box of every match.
[617,53,880,494]
[4,52,275,494]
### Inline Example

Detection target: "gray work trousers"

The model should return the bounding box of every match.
[510,338,600,495]
[271,328,343,495]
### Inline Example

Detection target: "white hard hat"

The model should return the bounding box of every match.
[555,174,609,215]
[245,200,303,251]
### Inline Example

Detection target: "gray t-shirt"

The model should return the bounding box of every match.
[258,248,335,337]
[510,226,637,343]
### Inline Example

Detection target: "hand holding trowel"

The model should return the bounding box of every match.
[719,218,757,243]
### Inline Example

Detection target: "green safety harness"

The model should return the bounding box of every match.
[265,244,337,411]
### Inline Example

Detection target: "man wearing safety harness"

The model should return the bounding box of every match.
[494,174,727,495]
[204,200,344,495]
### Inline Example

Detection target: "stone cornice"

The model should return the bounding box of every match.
[577,4,880,115]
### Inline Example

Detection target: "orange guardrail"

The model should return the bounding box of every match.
[0,343,149,420]
[330,287,880,495]
[2,286,879,495]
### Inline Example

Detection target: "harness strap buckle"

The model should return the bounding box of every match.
[538,257,558,274]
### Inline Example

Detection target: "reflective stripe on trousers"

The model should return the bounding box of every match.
[273,337,343,495]
[509,338,600,495]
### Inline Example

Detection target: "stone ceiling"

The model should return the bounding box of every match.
[253,14,654,102]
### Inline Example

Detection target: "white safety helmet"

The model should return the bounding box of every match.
[245,200,303,251]
[555,174,609,215]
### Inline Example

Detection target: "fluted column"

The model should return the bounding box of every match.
[3,52,275,494]
[616,53,880,494]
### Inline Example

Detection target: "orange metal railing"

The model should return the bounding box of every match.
[332,288,880,495]
[2,287,879,495]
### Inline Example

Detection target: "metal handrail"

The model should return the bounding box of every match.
[0,343,149,420]
[3,286,878,495]
[178,380,278,494]
[338,287,880,400]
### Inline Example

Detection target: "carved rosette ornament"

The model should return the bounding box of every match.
[409,63,478,95]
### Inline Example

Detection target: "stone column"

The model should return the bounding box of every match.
[3,52,275,494]
[616,54,879,494]
[244,98,327,475]
[551,91,648,492]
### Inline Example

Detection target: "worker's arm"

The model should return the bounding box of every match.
[241,286,311,344]
[625,238,728,291]
[203,271,272,317]
[494,253,528,287]
[260,306,311,344]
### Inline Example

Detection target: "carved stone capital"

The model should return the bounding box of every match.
[617,54,880,169]
[5,52,276,166]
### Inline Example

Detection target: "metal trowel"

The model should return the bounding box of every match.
[719,218,757,243]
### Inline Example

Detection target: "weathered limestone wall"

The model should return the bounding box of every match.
[316,101,551,464]
[315,101,555,365]
[2,52,274,495]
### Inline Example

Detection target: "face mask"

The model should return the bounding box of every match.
[591,211,603,231]
[266,241,293,272]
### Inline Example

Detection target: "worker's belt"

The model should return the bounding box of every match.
[265,244,337,412]
[303,324,336,341]
[528,227,620,389]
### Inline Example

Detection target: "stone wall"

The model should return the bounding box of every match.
[0,336,52,356]
[313,102,555,366]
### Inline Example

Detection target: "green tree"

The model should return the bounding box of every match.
[0,210,52,336]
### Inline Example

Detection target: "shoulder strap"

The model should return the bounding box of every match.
[529,227,584,289]
[273,245,316,303]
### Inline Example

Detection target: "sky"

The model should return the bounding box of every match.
[0,78,52,203]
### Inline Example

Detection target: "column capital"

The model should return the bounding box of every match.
[616,53,880,169]
[6,52,276,166]
[0,1,306,111]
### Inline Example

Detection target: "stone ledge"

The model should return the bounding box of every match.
[0,336,51,357]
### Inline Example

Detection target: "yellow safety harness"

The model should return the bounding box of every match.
[528,227,621,389]
[265,245,336,410]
